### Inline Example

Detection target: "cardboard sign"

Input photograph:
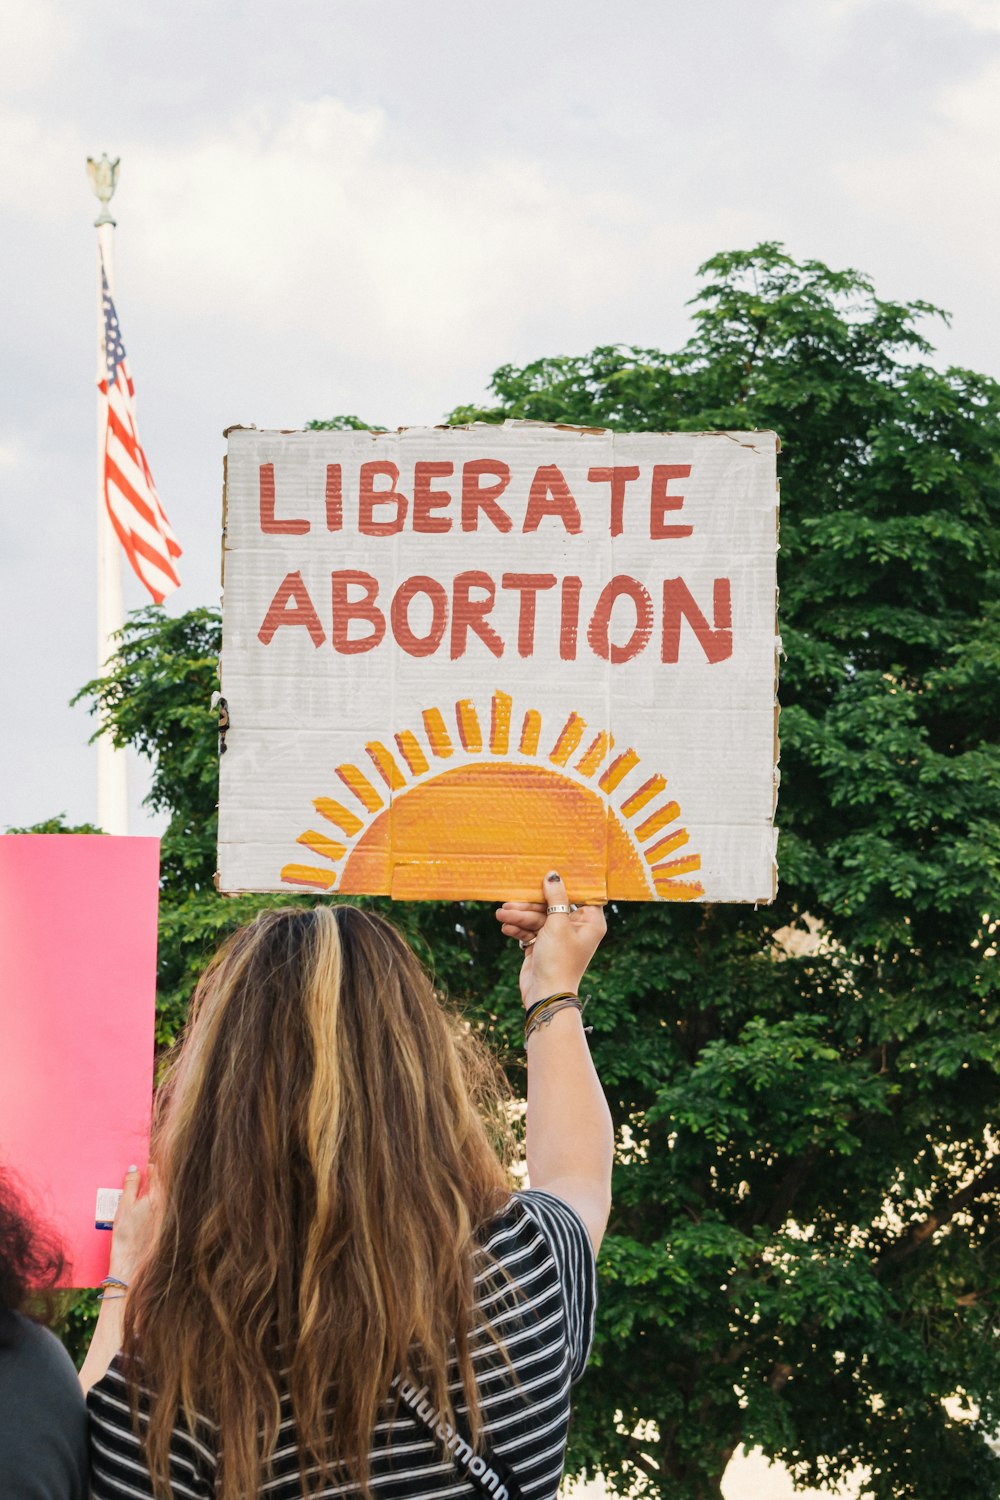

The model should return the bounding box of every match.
[219,423,779,903]
[0,836,159,1287]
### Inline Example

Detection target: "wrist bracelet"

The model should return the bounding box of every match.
[524,994,590,1043]
[524,992,579,1028]
[525,999,590,1042]
[524,994,579,1036]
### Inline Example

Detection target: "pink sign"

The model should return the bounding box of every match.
[0,835,159,1288]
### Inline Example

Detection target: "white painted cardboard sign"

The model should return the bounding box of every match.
[218,422,779,903]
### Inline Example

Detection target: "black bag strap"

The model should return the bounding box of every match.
[394,1377,523,1500]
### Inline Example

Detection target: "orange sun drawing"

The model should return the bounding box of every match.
[278,691,704,903]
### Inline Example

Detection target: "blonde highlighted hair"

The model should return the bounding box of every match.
[123,906,515,1499]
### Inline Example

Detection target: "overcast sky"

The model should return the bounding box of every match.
[3,0,999,835]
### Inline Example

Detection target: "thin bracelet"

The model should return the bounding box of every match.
[524,993,586,1029]
[526,999,590,1042]
[97,1275,129,1301]
[523,992,579,1028]
[524,996,578,1039]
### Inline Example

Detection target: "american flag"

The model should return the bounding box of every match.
[99,262,181,602]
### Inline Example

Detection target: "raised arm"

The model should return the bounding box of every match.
[496,872,613,1252]
[78,1165,157,1394]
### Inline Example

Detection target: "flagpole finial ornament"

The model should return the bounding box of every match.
[87,154,119,228]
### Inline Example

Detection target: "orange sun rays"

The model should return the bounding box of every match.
[279,691,704,902]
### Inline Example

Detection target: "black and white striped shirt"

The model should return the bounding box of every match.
[88,1190,597,1500]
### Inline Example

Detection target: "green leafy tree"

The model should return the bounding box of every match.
[75,246,999,1498]
[305,415,388,432]
[5,817,104,835]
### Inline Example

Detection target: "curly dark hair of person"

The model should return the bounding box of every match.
[0,1166,66,1342]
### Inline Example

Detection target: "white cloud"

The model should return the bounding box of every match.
[909,0,1000,28]
[772,0,868,61]
[0,106,89,222]
[836,54,1000,281]
[794,0,1000,25]
[0,0,78,92]
[0,87,754,421]
[775,0,1000,60]
[127,99,616,338]
[67,96,739,380]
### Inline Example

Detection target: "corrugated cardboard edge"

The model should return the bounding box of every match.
[213,873,777,903]
[222,420,781,444]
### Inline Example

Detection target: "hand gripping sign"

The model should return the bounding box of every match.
[218,422,779,903]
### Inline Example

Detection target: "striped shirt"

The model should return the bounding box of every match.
[88,1190,596,1500]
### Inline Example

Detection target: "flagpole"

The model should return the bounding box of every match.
[88,154,129,836]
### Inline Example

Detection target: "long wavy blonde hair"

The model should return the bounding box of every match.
[123,905,515,1499]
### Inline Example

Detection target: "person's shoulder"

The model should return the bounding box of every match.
[513,1189,596,1264]
[476,1191,546,1267]
[88,1348,148,1416]
[0,1314,88,1454]
[0,1314,89,1498]
[477,1188,595,1276]
[0,1313,82,1391]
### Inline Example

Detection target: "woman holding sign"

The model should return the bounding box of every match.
[81,873,611,1500]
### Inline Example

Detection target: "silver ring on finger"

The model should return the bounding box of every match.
[519,937,537,949]
[546,903,572,915]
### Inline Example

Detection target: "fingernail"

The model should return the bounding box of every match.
[127,1164,138,1174]
[547,871,560,883]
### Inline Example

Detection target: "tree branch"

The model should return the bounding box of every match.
[624,1433,662,1482]
[874,1156,1000,1276]
[745,1145,821,1232]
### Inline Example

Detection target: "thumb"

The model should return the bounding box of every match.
[542,869,572,915]
[120,1164,141,1201]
